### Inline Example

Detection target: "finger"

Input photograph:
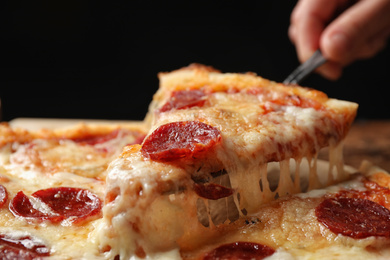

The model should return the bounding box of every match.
[288,24,297,44]
[292,0,342,62]
[320,0,390,63]
[288,0,305,44]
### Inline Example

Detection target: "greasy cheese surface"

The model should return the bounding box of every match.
[0,66,360,259]
[0,147,106,259]
[0,123,146,259]
[153,90,350,213]
[4,129,142,179]
[100,65,359,259]
[156,91,331,163]
[151,67,356,213]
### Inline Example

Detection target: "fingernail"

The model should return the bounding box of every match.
[326,32,350,57]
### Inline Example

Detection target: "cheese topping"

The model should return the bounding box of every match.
[100,95,355,259]
[0,66,362,259]
[0,123,146,259]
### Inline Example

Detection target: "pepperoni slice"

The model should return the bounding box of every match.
[141,121,221,162]
[159,89,206,112]
[315,197,390,239]
[336,179,390,209]
[0,184,8,208]
[10,187,102,225]
[33,187,102,221]
[0,233,50,259]
[203,242,275,260]
[70,129,121,145]
[9,191,47,219]
[194,183,234,200]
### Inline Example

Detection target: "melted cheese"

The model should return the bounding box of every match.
[99,148,352,259]
[99,152,390,260]
[6,129,137,179]
[149,90,352,216]
[0,173,105,259]
[182,169,390,259]
[0,124,146,259]
[0,148,106,259]
[98,148,202,259]
[0,66,360,259]
[100,76,358,259]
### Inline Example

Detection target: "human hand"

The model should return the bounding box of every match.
[289,0,390,80]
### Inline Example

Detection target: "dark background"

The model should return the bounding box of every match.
[1,0,389,122]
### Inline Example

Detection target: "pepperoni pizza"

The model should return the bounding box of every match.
[0,122,147,259]
[0,64,388,259]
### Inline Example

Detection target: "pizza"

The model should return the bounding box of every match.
[98,64,360,259]
[0,122,147,259]
[0,64,388,259]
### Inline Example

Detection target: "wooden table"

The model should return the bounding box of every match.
[340,120,390,172]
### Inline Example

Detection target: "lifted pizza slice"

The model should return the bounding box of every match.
[99,64,358,259]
